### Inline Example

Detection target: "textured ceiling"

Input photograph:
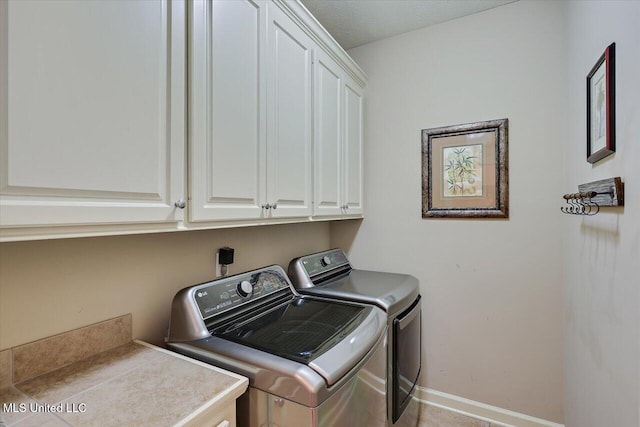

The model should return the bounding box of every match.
[300,0,517,50]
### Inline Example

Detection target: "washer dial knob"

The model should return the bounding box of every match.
[237,280,253,297]
[321,256,332,267]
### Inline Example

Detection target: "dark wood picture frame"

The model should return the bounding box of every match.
[421,118,508,219]
[586,42,615,163]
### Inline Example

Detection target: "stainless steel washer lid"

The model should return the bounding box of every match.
[289,249,420,317]
[212,297,378,375]
[302,270,419,317]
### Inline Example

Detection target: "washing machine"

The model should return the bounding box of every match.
[166,264,387,427]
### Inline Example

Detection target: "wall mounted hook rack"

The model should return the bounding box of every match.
[561,177,624,216]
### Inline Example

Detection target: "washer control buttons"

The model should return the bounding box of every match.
[237,280,253,297]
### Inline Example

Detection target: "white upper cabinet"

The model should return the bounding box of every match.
[0,0,366,241]
[343,76,364,215]
[266,3,313,218]
[313,49,343,216]
[313,51,364,217]
[0,0,185,234]
[189,0,313,222]
[189,0,267,222]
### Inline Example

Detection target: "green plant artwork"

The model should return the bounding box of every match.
[443,144,483,197]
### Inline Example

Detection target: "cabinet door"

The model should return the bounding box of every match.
[0,0,185,229]
[313,50,343,217]
[266,4,313,218]
[189,0,267,222]
[343,77,364,215]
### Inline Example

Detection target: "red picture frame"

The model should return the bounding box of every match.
[586,43,615,163]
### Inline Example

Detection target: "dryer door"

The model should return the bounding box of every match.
[392,295,422,422]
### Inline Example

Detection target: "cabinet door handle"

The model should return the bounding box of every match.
[271,203,277,210]
[262,204,271,210]
[174,199,186,209]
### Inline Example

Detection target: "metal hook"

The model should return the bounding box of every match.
[565,195,574,214]
[583,197,593,215]
[582,191,601,216]
[582,193,592,215]
[561,194,571,214]
[571,195,580,214]
[579,196,588,215]
[570,194,581,215]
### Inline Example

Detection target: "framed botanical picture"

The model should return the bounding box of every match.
[422,118,508,218]
[587,42,615,163]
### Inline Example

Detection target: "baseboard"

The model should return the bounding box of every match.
[415,387,564,427]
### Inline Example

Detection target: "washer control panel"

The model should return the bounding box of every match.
[300,249,350,278]
[193,267,291,320]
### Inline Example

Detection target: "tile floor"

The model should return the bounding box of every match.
[416,401,507,427]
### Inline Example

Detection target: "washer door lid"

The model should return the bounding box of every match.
[212,297,386,383]
[309,306,386,385]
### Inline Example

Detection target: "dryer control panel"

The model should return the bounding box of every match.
[288,249,351,288]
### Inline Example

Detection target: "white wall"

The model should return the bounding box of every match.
[332,1,567,422]
[0,223,330,350]
[563,2,640,427]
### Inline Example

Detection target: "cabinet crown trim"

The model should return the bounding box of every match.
[272,0,368,87]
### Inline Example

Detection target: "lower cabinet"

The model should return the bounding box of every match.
[212,405,235,427]
[185,401,236,427]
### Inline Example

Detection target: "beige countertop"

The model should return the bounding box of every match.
[0,340,247,427]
